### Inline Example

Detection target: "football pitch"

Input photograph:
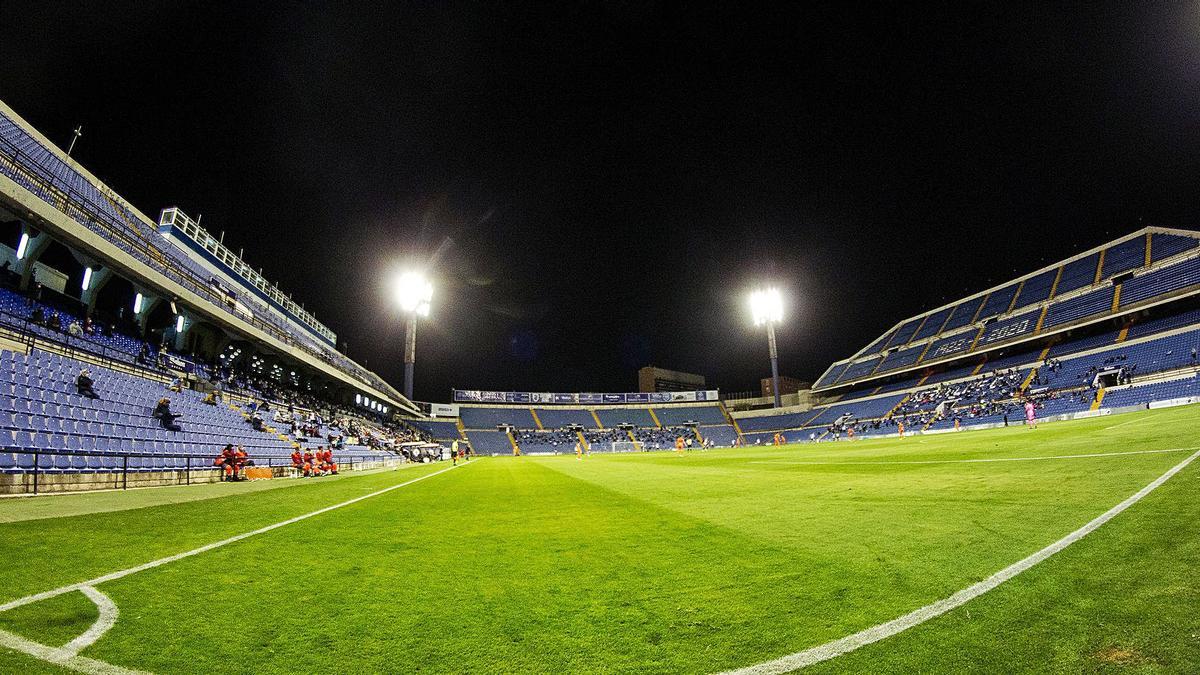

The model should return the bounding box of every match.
[1,405,1198,674]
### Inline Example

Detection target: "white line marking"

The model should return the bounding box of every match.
[748,447,1194,467]
[721,447,1200,674]
[0,462,466,613]
[61,586,119,657]
[1103,415,1156,431]
[0,625,147,675]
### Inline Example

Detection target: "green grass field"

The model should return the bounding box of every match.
[1,405,1198,673]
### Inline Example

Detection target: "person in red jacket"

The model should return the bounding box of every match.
[302,449,315,477]
[323,448,338,475]
[232,445,249,481]
[290,448,303,474]
[215,444,236,481]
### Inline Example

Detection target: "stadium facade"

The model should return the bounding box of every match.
[0,97,410,415]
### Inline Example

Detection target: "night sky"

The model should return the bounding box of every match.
[3,2,1199,400]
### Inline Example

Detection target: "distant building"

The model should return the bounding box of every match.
[638,366,706,393]
[761,375,809,398]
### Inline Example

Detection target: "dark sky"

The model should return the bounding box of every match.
[3,2,1199,400]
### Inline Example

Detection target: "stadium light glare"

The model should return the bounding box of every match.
[750,287,785,408]
[392,270,433,401]
[133,292,144,314]
[81,266,93,291]
[16,233,29,260]
[393,271,433,316]
[175,315,185,333]
[750,288,783,326]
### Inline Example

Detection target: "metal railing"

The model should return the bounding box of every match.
[7,448,411,495]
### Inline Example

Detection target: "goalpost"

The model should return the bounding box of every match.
[610,440,641,453]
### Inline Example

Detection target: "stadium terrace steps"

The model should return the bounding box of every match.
[459,407,536,429]
[743,316,1200,439]
[405,418,461,441]
[595,407,656,428]
[651,405,726,426]
[0,350,397,482]
[814,228,1200,391]
[533,408,598,429]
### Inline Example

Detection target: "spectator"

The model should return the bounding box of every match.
[153,397,182,431]
[202,391,218,406]
[68,320,84,338]
[29,306,45,325]
[75,368,100,399]
[46,312,62,332]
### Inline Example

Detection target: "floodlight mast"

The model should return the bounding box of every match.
[394,272,432,402]
[766,321,781,408]
[404,317,417,401]
[751,288,784,408]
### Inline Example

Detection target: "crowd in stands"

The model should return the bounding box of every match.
[633,426,695,449]
[514,428,577,450]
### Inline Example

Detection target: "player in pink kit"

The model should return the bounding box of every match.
[1024,399,1037,430]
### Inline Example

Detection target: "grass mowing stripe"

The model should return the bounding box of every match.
[0,462,470,613]
[747,447,1195,467]
[719,447,1200,674]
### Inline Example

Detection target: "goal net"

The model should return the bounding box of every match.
[610,440,641,453]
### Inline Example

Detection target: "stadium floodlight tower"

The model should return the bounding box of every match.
[393,271,433,401]
[750,287,785,408]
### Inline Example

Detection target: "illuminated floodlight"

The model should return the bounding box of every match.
[394,271,433,316]
[750,288,783,326]
[16,233,29,260]
[81,267,93,291]
[133,292,144,314]
[355,394,362,405]
[175,315,185,333]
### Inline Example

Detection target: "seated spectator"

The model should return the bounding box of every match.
[214,444,237,481]
[67,320,84,338]
[46,312,62,332]
[168,377,183,393]
[75,368,100,399]
[153,397,182,432]
[137,343,151,365]
[234,445,251,479]
[249,411,265,431]
[29,306,45,325]
[202,391,218,406]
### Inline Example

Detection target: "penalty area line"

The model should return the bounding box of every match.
[0,461,470,613]
[720,447,1200,674]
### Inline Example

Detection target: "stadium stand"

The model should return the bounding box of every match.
[533,407,599,428]
[595,407,656,428]
[0,350,402,492]
[460,407,537,429]
[651,405,726,425]
[733,297,1200,441]
[815,228,1200,391]
[451,401,742,455]
[0,101,410,413]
